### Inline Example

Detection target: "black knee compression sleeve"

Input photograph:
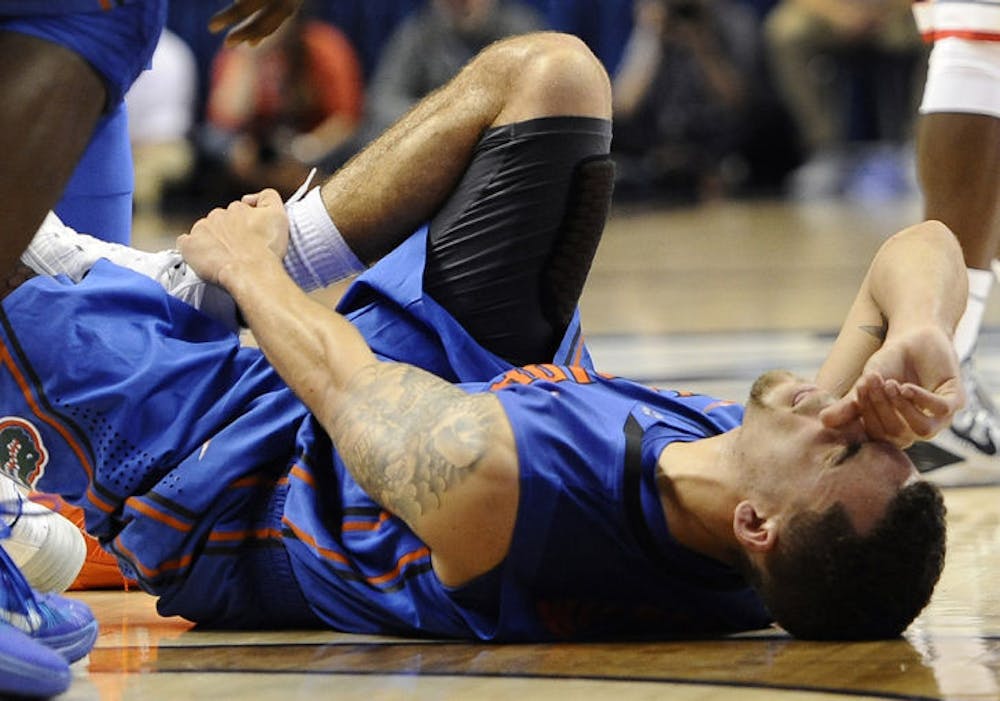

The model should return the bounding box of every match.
[540,154,616,343]
[423,117,614,367]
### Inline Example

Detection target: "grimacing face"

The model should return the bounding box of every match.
[738,370,919,533]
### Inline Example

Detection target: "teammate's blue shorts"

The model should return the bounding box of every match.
[0,1,166,107]
[53,104,133,243]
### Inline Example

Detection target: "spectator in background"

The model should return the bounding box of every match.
[126,29,199,215]
[611,0,762,203]
[764,0,925,199]
[205,10,363,198]
[321,0,542,170]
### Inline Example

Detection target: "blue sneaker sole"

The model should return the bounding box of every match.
[0,628,71,697]
[37,616,99,664]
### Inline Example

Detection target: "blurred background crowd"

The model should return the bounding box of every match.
[137,0,926,216]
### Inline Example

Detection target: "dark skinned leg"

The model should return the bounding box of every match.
[917,112,1000,269]
[0,31,106,279]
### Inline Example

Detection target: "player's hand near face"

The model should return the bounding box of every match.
[177,188,289,287]
[820,325,965,448]
[208,0,303,47]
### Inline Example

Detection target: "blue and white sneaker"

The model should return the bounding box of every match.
[0,620,70,698]
[907,357,1000,487]
[0,477,85,593]
[0,526,97,664]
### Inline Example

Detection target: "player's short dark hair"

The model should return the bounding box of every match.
[740,480,946,640]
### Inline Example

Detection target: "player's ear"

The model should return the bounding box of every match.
[733,500,778,553]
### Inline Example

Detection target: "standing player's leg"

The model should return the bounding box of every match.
[919,109,1000,365]
[0,32,107,597]
[1,0,169,248]
[909,35,1000,478]
[0,32,106,281]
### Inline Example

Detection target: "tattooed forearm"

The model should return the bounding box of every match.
[859,314,888,342]
[328,363,503,524]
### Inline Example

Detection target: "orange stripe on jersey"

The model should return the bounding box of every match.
[85,486,116,514]
[209,527,283,543]
[282,516,351,566]
[113,537,193,580]
[125,497,191,533]
[229,475,265,489]
[229,473,290,490]
[489,368,535,391]
[342,511,391,532]
[704,400,738,413]
[284,515,429,586]
[567,366,592,383]
[0,342,95,482]
[99,0,113,9]
[522,364,569,381]
[572,336,585,366]
[289,463,315,488]
[365,546,431,585]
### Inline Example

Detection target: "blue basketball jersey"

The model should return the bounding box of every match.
[281,227,771,639]
[0,225,771,638]
[284,370,771,640]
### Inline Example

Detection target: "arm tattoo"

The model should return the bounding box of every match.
[859,314,888,342]
[329,363,501,524]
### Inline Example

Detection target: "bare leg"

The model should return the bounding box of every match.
[917,112,1000,268]
[0,32,106,280]
[318,32,612,264]
[910,111,1000,478]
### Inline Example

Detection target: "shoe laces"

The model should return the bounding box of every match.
[0,541,49,634]
[959,358,1000,431]
[0,493,23,533]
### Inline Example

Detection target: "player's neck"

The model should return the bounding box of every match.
[656,433,742,566]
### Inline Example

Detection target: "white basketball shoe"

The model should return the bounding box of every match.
[21,212,240,331]
[0,478,85,593]
[908,356,1000,487]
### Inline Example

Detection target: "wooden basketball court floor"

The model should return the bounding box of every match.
[57,197,1000,700]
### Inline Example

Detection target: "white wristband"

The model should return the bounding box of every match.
[284,186,365,291]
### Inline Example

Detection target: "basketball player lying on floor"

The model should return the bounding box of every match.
[5,32,961,641]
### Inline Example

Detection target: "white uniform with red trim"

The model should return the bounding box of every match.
[913,0,1000,42]
[913,1,1000,117]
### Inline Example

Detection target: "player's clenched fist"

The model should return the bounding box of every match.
[178,189,290,287]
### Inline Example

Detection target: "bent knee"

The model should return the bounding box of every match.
[488,32,611,124]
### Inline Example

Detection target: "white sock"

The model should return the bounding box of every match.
[283,187,365,291]
[954,267,994,362]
